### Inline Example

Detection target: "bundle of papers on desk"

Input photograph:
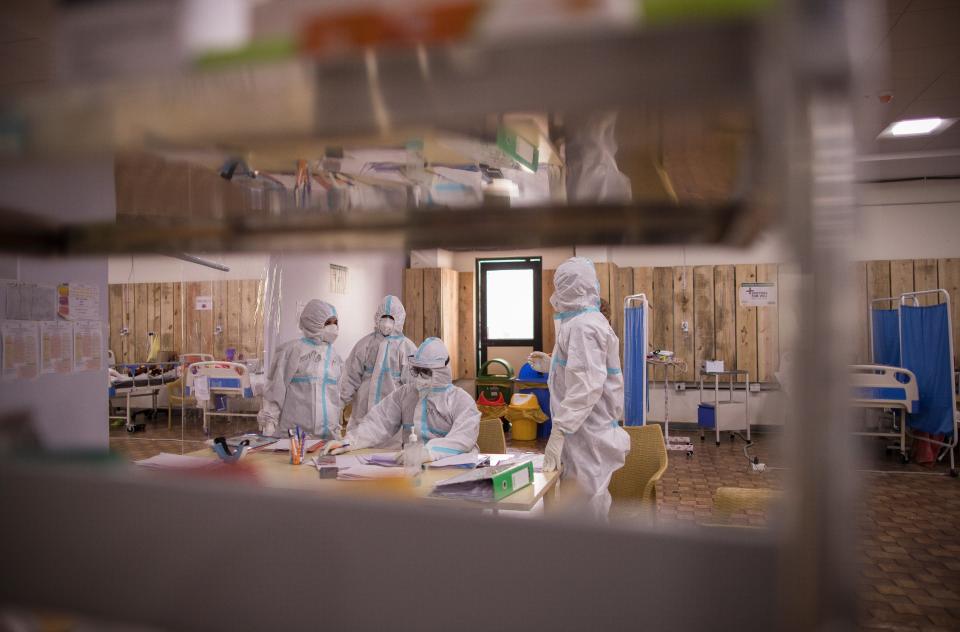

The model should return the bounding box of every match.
[135,453,221,470]
[261,438,326,453]
[333,454,407,480]
[356,452,402,467]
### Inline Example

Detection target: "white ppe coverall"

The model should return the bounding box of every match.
[340,295,417,433]
[548,257,630,518]
[344,338,480,459]
[258,299,343,439]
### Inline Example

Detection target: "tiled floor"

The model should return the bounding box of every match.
[110,416,960,631]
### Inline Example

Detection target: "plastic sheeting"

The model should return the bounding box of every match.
[871,308,900,366]
[900,304,955,436]
[624,304,646,426]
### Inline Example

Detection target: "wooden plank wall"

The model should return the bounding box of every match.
[857,258,960,367]
[107,280,264,364]
[402,268,461,374]
[405,257,960,381]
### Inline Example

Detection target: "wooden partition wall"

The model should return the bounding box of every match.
[107,280,264,364]
[405,257,960,384]
[855,258,960,366]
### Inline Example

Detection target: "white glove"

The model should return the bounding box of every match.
[323,440,352,456]
[543,431,565,472]
[258,414,277,437]
[528,351,552,374]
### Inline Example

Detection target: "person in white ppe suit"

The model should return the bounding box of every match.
[324,338,480,460]
[340,295,417,439]
[542,257,630,518]
[258,299,343,439]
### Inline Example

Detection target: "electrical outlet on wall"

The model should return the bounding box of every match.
[681,321,689,333]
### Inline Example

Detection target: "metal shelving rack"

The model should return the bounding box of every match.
[0,2,871,629]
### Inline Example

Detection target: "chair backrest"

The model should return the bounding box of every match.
[477,417,507,454]
[608,424,668,504]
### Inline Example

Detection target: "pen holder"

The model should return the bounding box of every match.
[291,447,302,466]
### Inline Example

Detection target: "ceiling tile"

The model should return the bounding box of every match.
[888,45,960,80]
[905,0,960,10]
[901,97,960,118]
[918,72,960,100]
[888,7,960,50]
[921,124,960,150]
[886,0,911,14]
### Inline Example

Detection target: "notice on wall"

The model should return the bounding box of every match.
[195,295,213,310]
[73,320,103,372]
[193,375,210,402]
[30,285,58,321]
[0,281,24,320]
[739,282,777,307]
[2,321,40,380]
[58,282,100,321]
[41,320,73,375]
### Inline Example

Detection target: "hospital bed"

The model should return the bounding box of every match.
[184,361,258,434]
[849,364,918,462]
[108,363,181,432]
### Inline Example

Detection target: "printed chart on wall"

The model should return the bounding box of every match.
[41,321,73,375]
[73,321,103,372]
[58,282,100,321]
[2,321,40,380]
[739,283,777,307]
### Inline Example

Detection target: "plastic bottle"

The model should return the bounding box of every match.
[403,424,423,485]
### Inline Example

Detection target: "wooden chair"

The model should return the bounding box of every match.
[477,417,507,453]
[608,424,669,505]
[165,376,196,430]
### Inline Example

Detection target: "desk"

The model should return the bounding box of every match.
[187,447,559,512]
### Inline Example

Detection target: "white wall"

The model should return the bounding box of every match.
[0,160,115,450]
[107,254,270,283]
[264,250,407,366]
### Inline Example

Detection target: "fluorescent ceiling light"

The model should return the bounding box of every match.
[880,117,955,138]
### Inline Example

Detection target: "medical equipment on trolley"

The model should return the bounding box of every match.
[185,361,258,434]
[698,368,751,446]
[623,294,649,427]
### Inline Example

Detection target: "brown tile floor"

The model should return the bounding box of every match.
[110,416,960,631]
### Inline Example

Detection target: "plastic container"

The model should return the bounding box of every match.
[514,362,551,438]
[476,359,514,405]
[511,418,538,441]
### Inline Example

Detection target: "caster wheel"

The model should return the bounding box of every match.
[950,469,958,478]
[901,454,910,464]
[126,426,134,433]
[715,441,720,447]
[729,434,735,442]
[753,457,760,465]
[686,452,692,459]
[700,435,705,442]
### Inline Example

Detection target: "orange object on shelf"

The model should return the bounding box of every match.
[299,2,483,57]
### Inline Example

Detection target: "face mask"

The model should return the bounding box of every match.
[320,323,339,343]
[414,375,432,393]
[378,318,394,336]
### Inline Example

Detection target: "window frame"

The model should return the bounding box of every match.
[476,257,543,368]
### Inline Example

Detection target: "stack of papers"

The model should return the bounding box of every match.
[357,452,402,467]
[135,453,220,470]
[426,453,482,469]
[336,464,408,481]
[506,450,545,472]
[261,438,326,453]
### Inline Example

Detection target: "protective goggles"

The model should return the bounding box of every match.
[410,366,433,378]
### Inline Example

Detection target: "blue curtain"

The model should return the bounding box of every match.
[624,305,646,426]
[871,308,900,366]
[901,303,954,436]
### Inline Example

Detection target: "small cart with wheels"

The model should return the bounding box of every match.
[698,369,751,446]
[647,355,693,457]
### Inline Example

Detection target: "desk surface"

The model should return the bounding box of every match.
[188,447,558,511]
